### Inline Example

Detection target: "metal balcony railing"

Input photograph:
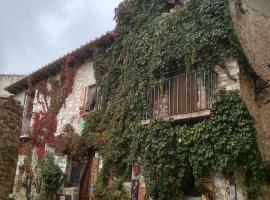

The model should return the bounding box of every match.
[144,69,218,120]
[21,117,31,137]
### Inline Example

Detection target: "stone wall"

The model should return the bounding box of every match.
[0,74,26,97]
[213,172,247,200]
[56,59,96,135]
[19,60,96,198]
[28,59,95,137]
[0,97,22,200]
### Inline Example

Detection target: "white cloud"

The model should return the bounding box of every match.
[0,0,122,74]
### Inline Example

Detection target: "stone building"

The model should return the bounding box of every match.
[4,35,113,199]
[127,1,270,199]
[5,41,248,200]
[4,1,270,199]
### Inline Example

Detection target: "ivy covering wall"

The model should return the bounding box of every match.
[82,0,263,199]
[0,98,22,200]
[129,91,263,199]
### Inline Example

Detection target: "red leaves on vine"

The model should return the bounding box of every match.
[19,141,30,155]
[30,54,78,158]
[32,112,57,157]
[53,124,84,159]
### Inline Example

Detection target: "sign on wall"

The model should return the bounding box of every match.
[225,184,236,200]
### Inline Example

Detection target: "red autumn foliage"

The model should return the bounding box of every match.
[29,54,79,158]
[18,141,31,155]
[53,124,91,161]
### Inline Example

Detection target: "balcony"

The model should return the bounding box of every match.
[20,117,31,138]
[144,69,217,122]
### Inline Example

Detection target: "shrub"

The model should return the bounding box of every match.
[40,153,63,200]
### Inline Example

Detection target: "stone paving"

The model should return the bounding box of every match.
[13,187,27,200]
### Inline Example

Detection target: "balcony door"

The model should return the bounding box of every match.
[145,69,214,120]
[169,72,199,116]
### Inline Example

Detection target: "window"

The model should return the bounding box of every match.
[21,117,31,136]
[23,92,34,118]
[79,85,97,112]
[70,163,81,187]
[144,69,217,120]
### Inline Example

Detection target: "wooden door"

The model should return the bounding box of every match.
[79,162,91,200]
[169,73,198,115]
[189,73,198,113]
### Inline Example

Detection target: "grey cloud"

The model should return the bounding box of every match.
[0,0,122,74]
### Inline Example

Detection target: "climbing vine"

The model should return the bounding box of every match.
[81,0,263,199]
[129,91,263,199]
[29,54,79,158]
[53,124,93,161]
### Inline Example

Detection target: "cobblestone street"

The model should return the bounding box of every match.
[13,188,27,200]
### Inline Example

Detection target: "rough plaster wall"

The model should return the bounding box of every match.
[229,2,270,198]
[229,0,270,81]
[0,75,26,97]
[239,75,270,158]
[56,60,96,135]
[0,97,22,200]
[229,0,270,162]
[239,76,270,200]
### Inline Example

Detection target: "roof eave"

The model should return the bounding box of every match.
[4,31,116,95]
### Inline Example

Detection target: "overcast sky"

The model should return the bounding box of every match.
[0,0,122,75]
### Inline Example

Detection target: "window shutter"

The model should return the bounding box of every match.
[23,95,34,118]
[88,86,97,110]
[79,87,87,109]
[84,85,97,111]
[26,101,33,118]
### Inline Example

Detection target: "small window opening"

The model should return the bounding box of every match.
[80,85,97,112]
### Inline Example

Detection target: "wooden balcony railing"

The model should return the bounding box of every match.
[144,69,217,120]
